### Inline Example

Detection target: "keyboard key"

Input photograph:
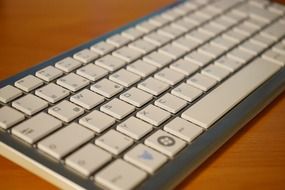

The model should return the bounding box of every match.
[91,79,123,98]
[184,51,212,67]
[124,144,167,174]
[187,73,217,91]
[66,144,112,176]
[223,29,247,43]
[127,60,157,77]
[210,36,236,50]
[55,57,82,72]
[100,98,135,120]
[73,49,99,64]
[129,39,156,54]
[144,32,171,46]
[91,41,116,55]
[273,42,285,55]
[48,100,84,122]
[109,69,141,87]
[38,123,94,159]
[158,25,185,39]
[172,36,200,52]
[201,64,230,81]
[76,63,108,81]
[198,43,224,58]
[170,59,199,76]
[262,50,285,67]
[186,29,212,44]
[106,34,131,47]
[95,159,147,190]
[35,83,70,103]
[36,66,63,82]
[227,48,254,63]
[120,87,152,107]
[138,77,169,96]
[171,83,203,102]
[95,55,126,72]
[143,52,173,68]
[79,110,115,133]
[159,44,187,59]
[215,56,243,72]
[15,75,43,92]
[136,21,158,33]
[0,106,25,129]
[155,93,187,114]
[171,19,196,32]
[112,46,143,62]
[239,40,265,55]
[154,68,185,85]
[57,73,90,92]
[12,94,48,116]
[122,27,144,40]
[12,113,62,144]
[0,85,22,103]
[117,117,153,140]
[145,130,186,157]
[250,34,275,47]
[95,129,133,155]
[137,105,171,126]
[70,89,104,110]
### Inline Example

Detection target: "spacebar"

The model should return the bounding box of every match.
[181,58,281,129]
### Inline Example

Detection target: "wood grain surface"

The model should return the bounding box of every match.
[0,0,285,189]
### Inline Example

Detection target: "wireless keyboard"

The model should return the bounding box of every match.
[1,0,285,189]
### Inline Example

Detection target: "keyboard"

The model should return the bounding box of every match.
[1,0,285,189]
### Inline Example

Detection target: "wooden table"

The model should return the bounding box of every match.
[0,0,285,189]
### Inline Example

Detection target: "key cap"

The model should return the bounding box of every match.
[76,63,108,81]
[186,30,212,44]
[154,68,184,85]
[171,19,196,32]
[70,89,104,110]
[222,29,247,43]
[95,159,147,190]
[112,46,143,62]
[202,64,230,81]
[184,12,208,26]
[161,9,184,21]
[107,34,130,47]
[182,58,281,128]
[269,3,285,15]
[187,73,217,91]
[199,23,224,37]
[273,42,285,55]
[0,106,25,129]
[120,87,153,107]
[79,110,115,133]
[184,51,212,67]
[15,75,43,92]
[239,40,265,55]
[234,22,258,36]
[109,69,141,87]
[145,130,186,158]
[210,36,237,50]
[171,83,203,102]
[73,49,99,64]
[91,41,116,55]
[66,144,112,176]
[129,39,156,54]
[227,48,254,63]
[38,123,94,159]
[250,34,275,47]
[262,50,285,67]
[138,77,169,96]
[143,52,173,68]
[91,79,123,98]
[215,56,243,72]
[212,16,236,30]
[36,66,63,82]
[95,55,126,72]
[95,129,133,155]
[100,98,135,120]
[155,93,187,114]
[249,6,279,23]
[261,21,285,40]
[137,105,171,126]
[149,15,169,27]
[198,44,224,59]
[35,83,70,103]
[158,25,185,39]
[124,144,167,174]
[0,85,22,103]
[127,60,157,77]
[164,117,203,142]
[170,59,199,76]
[136,21,158,33]
[12,94,48,116]
[55,57,82,72]
[117,117,153,140]
[172,36,200,51]
[144,32,171,46]
[48,100,84,122]
[159,44,187,59]
[57,73,89,92]
[122,27,144,40]
[12,113,62,144]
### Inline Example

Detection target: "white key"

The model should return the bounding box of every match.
[79,110,115,133]
[0,85,22,103]
[158,25,185,39]
[129,39,156,54]
[124,144,167,174]
[120,87,153,107]
[199,23,224,37]
[109,69,141,87]
[100,98,135,120]
[239,40,265,55]
[186,30,212,44]
[164,117,203,142]
[209,0,240,12]
[261,22,285,40]
[154,68,184,85]
[198,6,220,19]
[249,6,279,23]
[145,130,186,158]
[215,56,243,72]
[73,49,99,64]
[55,57,82,72]
[184,12,208,25]
[48,100,84,122]
[95,159,147,190]
[76,63,108,81]
[91,41,116,55]
[171,19,196,32]
[117,117,153,140]
[262,50,285,67]
[222,30,247,43]
[15,75,43,92]
[36,66,63,82]
[70,89,104,110]
[149,15,169,27]
[184,51,212,67]
[12,113,62,144]
[245,18,267,29]
[202,64,230,81]
[187,73,217,91]
[198,44,225,58]
[170,59,199,76]
[159,44,187,59]
[273,42,285,55]
[136,21,158,33]
[269,3,285,15]
[137,105,171,126]
[138,77,169,96]
[227,48,254,63]
[38,123,94,159]
[155,93,187,114]
[172,37,200,51]
[0,106,25,129]
[12,94,48,116]
[210,36,237,50]
[95,55,126,72]
[250,34,275,47]
[122,28,144,40]
[143,52,173,68]
[112,46,143,62]
[234,22,258,36]
[66,144,112,176]
[127,60,157,77]
[107,34,130,47]
[35,83,69,103]
[91,79,123,98]
[161,9,184,20]
[57,73,89,92]
[171,83,203,102]
[95,129,133,155]
[144,32,171,46]
[182,58,281,128]
[212,16,235,30]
